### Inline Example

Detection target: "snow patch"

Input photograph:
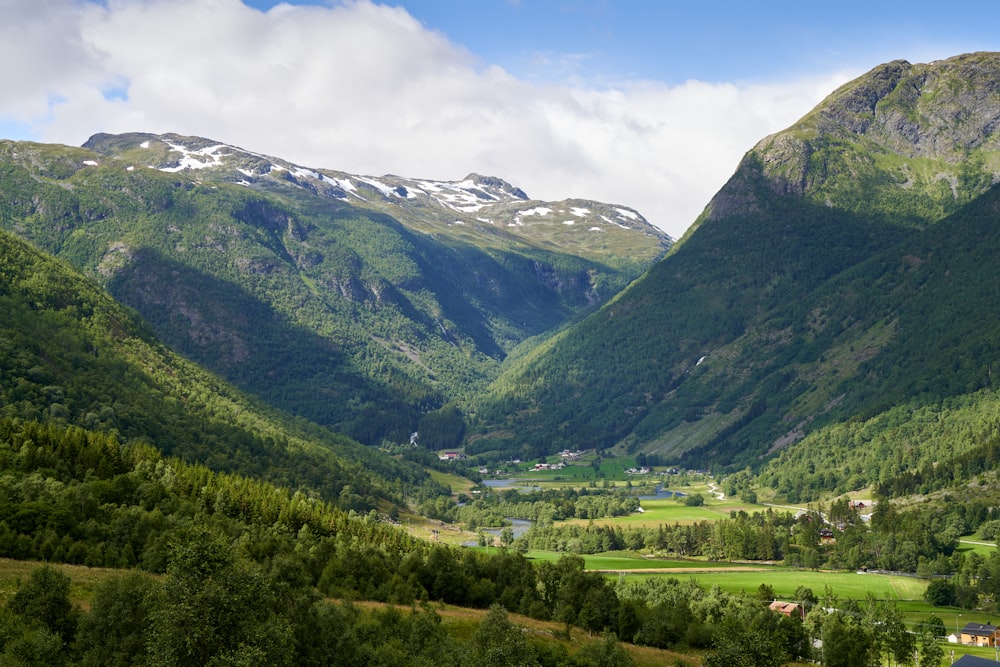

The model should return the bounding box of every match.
[570,207,590,217]
[321,175,362,199]
[519,206,552,216]
[615,207,638,221]
[588,226,601,231]
[159,143,228,172]
[82,160,98,166]
[294,167,320,180]
[562,220,575,225]
[356,176,396,197]
[139,140,150,148]
[417,180,443,193]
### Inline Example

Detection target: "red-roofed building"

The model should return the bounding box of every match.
[768,601,804,619]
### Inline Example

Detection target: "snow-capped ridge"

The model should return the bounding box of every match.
[80,132,671,246]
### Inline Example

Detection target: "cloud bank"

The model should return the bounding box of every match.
[0,0,855,238]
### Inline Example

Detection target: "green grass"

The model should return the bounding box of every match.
[620,567,928,601]
[425,467,478,497]
[521,550,745,571]
[0,558,139,608]
[957,536,997,556]
[561,494,766,528]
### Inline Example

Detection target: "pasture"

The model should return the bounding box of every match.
[522,550,744,571]
[561,494,762,528]
[634,567,928,601]
[522,548,929,603]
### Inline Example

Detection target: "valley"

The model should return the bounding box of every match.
[4,51,1000,665]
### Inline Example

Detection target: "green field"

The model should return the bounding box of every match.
[638,567,928,601]
[957,537,998,556]
[522,550,744,571]
[561,494,758,528]
[522,549,928,601]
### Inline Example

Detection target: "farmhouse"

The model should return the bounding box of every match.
[960,621,999,646]
[768,601,804,619]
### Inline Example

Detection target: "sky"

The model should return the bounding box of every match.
[1,1,998,239]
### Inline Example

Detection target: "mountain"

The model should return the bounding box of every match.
[0,134,668,447]
[0,226,435,507]
[469,52,1000,470]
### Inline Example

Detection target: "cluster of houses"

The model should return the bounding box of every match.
[947,623,1000,667]
[949,621,1000,647]
[765,605,1000,665]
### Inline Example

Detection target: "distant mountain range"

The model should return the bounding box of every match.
[0,132,667,448]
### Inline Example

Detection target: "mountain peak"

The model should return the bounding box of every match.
[462,173,529,201]
[700,51,1000,228]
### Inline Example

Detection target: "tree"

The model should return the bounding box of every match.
[795,585,818,612]
[467,605,539,667]
[924,615,946,638]
[705,621,786,667]
[0,606,65,667]
[917,628,944,667]
[574,633,636,667]
[756,583,776,602]
[146,529,295,667]
[820,612,873,667]
[864,596,914,667]
[683,493,705,507]
[7,564,78,644]
[923,578,956,607]
[76,571,160,667]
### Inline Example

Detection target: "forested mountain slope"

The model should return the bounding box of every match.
[0,227,434,507]
[0,135,668,447]
[470,52,1000,467]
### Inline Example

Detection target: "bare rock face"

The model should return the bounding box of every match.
[702,52,1000,228]
[816,53,1000,158]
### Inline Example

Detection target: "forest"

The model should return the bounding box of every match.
[0,415,966,667]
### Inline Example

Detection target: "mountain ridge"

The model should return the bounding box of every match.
[0,133,667,447]
[471,51,1000,471]
[82,131,668,255]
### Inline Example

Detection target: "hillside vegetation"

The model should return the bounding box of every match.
[0,136,667,447]
[0,227,435,507]
[469,52,1000,473]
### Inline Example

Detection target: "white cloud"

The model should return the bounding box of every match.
[0,0,856,238]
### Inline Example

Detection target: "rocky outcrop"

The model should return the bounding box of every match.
[702,52,1000,227]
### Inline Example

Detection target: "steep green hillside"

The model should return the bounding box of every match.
[470,52,1000,467]
[0,227,432,507]
[0,136,667,446]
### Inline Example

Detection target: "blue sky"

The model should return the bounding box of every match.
[244,0,998,83]
[1,0,997,237]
